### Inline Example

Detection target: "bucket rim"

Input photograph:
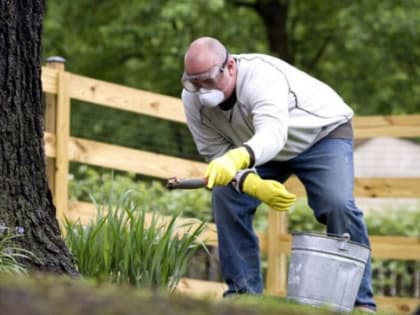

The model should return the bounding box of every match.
[291,231,371,249]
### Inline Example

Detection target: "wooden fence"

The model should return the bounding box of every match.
[41,58,420,314]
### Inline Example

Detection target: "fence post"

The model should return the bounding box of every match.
[44,56,70,226]
[266,210,288,296]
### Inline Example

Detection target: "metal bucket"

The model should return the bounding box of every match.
[287,232,370,312]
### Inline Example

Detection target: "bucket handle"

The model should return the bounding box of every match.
[338,233,351,251]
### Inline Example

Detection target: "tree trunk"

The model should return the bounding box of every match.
[0,0,78,275]
[253,0,292,63]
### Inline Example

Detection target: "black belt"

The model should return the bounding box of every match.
[326,120,353,139]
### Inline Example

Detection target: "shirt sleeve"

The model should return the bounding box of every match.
[240,62,290,166]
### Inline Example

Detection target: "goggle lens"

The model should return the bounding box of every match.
[181,49,229,92]
[182,66,223,92]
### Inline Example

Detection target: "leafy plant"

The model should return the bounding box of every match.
[64,188,208,291]
[0,225,35,275]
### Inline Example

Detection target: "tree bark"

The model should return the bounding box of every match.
[0,0,78,275]
[253,0,291,63]
[233,0,291,62]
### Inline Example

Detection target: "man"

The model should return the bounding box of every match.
[181,37,376,312]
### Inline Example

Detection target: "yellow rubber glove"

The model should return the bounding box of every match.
[205,147,250,188]
[242,173,296,211]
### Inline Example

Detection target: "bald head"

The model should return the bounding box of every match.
[184,37,227,74]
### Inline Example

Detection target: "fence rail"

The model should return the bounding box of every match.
[44,131,420,199]
[41,60,420,314]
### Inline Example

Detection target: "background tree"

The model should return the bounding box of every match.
[40,0,419,164]
[235,0,419,115]
[0,0,78,274]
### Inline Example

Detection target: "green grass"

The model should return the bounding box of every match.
[64,189,208,291]
[0,274,400,315]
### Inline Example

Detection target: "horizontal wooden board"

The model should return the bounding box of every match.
[176,278,227,299]
[369,235,420,260]
[43,133,420,197]
[283,177,420,198]
[41,67,420,138]
[68,136,206,179]
[354,177,420,198]
[68,73,186,123]
[354,115,420,138]
[375,296,420,314]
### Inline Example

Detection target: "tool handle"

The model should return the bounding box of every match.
[166,177,207,190]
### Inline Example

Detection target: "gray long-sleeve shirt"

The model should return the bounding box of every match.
[182,53,353,165]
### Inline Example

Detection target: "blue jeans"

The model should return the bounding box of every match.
[212,138,376,309]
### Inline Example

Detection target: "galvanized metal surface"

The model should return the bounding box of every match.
[287,232,370,312]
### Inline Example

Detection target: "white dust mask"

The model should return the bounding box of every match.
[197,89,225,107]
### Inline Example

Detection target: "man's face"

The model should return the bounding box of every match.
[182,49,229,93]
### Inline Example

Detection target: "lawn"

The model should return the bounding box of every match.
[0,273,398,315]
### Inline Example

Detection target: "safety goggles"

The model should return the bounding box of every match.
[181,50,228,92]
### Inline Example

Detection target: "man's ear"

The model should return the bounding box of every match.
[227,58,236,75]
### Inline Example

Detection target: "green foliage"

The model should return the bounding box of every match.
[312,0,420,115]
[43,0,266,95]
[69,164,213,221]
[0,225,36,275]
[371,258,419,297]
[364,208,420,297]
[64,187,208,291]
[42,1,419,161]
[365,208,420,236]
[43,1,267,159]
[285,202,325,233]
[43,1,419,111]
